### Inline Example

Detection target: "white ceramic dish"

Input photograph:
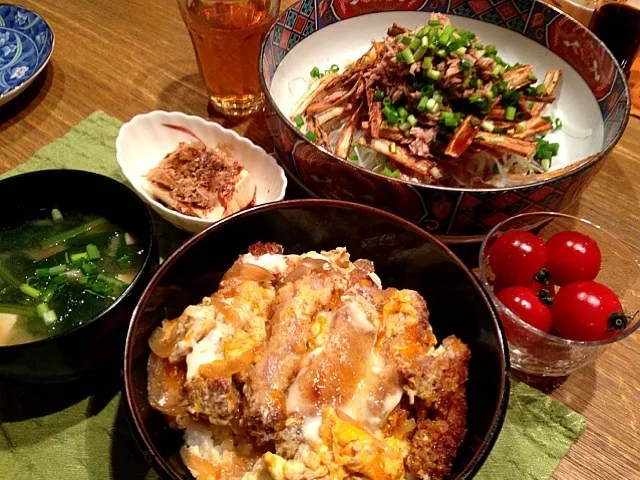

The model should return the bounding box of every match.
[116,111,287,233]
[270,11,604,175]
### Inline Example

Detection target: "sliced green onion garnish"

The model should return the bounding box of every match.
[436,48,447,58]
[373,89,385,101]
[407,114,418,127]
[42,288,54,303]
[400,48,415,64]
[455,46,466,56]
[295,115,304,129]
[554,118,563,130]
[536,84,546,95]
[461,59,471,70]
[82,262,98,276]
[505,106,516,121]
[86,244,100,260]
[541,158,551,171]
[452,31,461,41]
[413,45,429,61]
[37,303,49,318]
[329,64,339,72]
[310,66,321,78]
[36,268,50,278]
[485,44,497,54]
[49,264,68,275]
[20,283,40,299]
[428,20,442,27]
[409,37,421,51]
[399,121,412,131]
[444,116,459,127]
[51,209,63,222]
[469,93,483,103]
[43,309,57,326]
[438,25,454,45]
[397,107,409,120]
[305,131,318,142]
[386,111,400,126]
[383,96,392,106]
[348,153,358,162]
[492,64,504,77]
[528,73,537,81]
[71,252,88,263]
[381,166,400,178]
[426,98,438,113]
[417,26,430,37]
[481,120,495,132]
[422,57,433,71]
[401,35,412,46]
[426,69,441,81]
[417,96,430,112]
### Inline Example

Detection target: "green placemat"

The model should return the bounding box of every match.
[0,111,586,479]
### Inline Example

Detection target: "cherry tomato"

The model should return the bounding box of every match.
[551,281,627,341]
[497,286,553,333]
[545,231,601,286]
[489,231,547,286]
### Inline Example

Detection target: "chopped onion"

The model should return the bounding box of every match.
[282,258,328,283]
[221,263,275,283]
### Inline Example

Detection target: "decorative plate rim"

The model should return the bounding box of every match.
[0,3,55,103]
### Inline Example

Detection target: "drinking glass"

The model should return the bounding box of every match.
[479,213,640,377]
[589,0,640,77]
[177,0,281,116]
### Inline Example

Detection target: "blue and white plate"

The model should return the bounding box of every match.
[0,4,54,106]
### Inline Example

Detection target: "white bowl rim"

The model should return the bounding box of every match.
[115,110,288,225]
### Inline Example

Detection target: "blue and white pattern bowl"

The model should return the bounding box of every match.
[0,4,54,106]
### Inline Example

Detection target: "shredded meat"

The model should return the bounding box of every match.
[409,127,437,157]
[146,141,242,211]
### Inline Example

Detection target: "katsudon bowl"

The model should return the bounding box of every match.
[259,0,630,243]
[124,199,509,479]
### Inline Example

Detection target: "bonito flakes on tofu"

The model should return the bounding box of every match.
[147,241,471,480]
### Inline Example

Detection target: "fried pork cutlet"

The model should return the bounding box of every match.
[242,253,354,444]
[146,241,471,480]
[404,337,470,480]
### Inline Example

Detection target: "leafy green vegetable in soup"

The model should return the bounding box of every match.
[0,210,143,346]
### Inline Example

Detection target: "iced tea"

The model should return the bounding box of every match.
[178,0,280,116]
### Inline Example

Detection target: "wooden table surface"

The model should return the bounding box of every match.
[1,1,638,479]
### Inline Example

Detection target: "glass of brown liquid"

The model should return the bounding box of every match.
[178,0,281,116]
[589,0,640,77]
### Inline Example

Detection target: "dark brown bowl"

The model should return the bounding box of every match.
[124,199,510,479]
[0,170,158,383]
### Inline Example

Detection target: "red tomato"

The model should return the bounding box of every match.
[551,281,627,341]
[489,231,547,285]
[545,231,601,286]
[497,286,553,333]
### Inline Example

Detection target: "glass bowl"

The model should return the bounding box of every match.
[479,212,640,377]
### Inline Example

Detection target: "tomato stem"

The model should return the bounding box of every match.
[536,288,553,306]
[534,268,550,285]
[606,312,628,332]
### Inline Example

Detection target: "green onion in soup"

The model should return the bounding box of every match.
[0,210,143,346]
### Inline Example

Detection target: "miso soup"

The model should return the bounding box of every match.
[0,209,143,345]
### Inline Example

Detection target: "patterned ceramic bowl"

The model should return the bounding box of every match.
[259,0,630,243]
[0,4,54,106]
